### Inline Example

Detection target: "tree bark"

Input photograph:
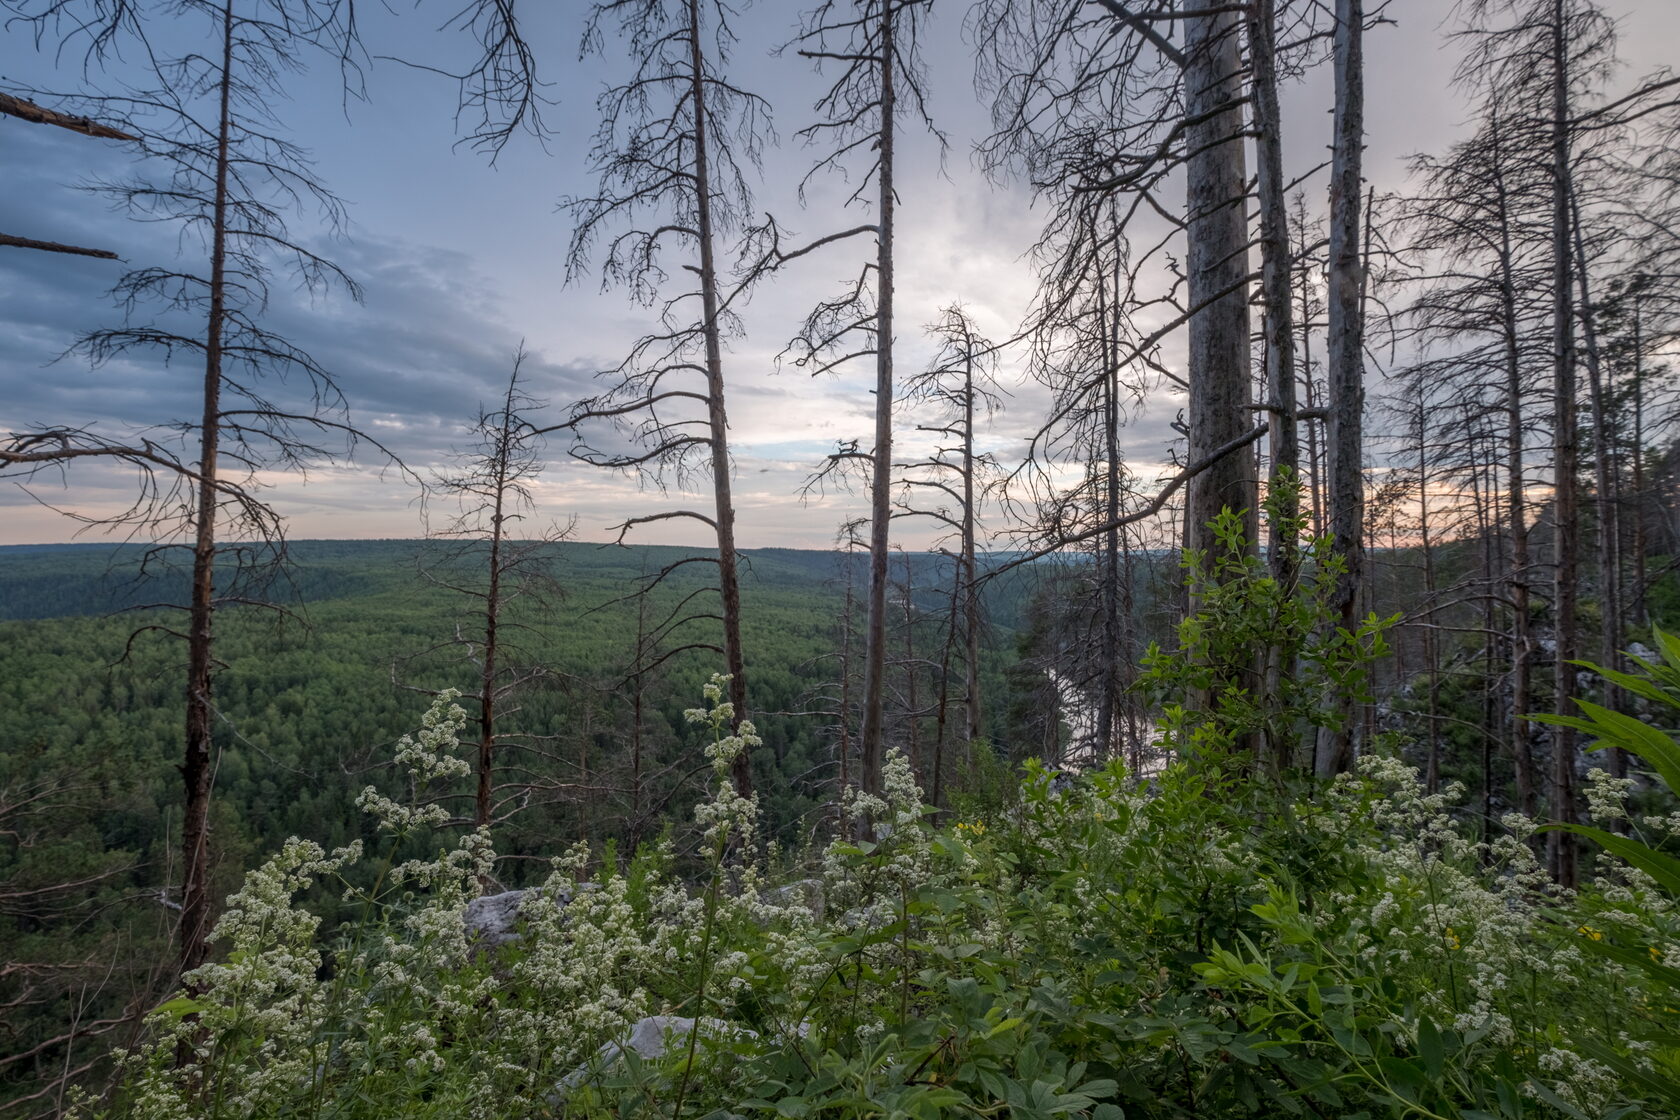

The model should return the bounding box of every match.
[1096,209,1122,762]
[1547,0,1579,886]
[1488,121,1539,818]
[686,0,753,797]
[1316,0,1365,779]
[962,340,982,754]
[1250,0,1299,575]
[1250,0,1300,771]
[858,0,897,798]
[1571,195,1624,780]
[1418,391,1441,794]
[1632,293,1648,627]
[181,0,236,979]
[1182,0,1257,567]
[475,386,515,831]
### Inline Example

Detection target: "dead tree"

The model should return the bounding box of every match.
[1316,0,1368,777]
[998,189,1152,767]
[559,0,775,797]
[748,0,940,798]
[897,305,1004,803]
[1402,106,1552,815]
[399,350,568,836]
[976,1,1302,768]
[1,0,379,975]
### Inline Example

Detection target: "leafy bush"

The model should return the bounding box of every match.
[80,670,1680,1119]
[1141,489,1393,771]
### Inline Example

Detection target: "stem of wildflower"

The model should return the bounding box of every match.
[671,734,732,1118]
[899,878,911,1026]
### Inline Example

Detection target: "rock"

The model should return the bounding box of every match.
[763,877,824,919]
[462,889,529,950]
[838,899,891,932]
[555,1016,754,1094]
[463,882,595,951]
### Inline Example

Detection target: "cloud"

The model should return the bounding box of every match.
[8,0,1674,552]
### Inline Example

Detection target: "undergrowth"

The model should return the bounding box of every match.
[79,667,1680,1119]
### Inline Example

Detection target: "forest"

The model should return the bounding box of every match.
[4,0,1680,1116]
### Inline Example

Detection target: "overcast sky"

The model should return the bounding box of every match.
[2,0,1675,549]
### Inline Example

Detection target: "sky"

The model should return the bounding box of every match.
[2,0,1676,550]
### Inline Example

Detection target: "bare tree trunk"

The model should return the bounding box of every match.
[1250,0,1300,772]
[931,571,958,810]
[1571,196,1624,780]
[1547,0,1579,886]
[858,0,897,798]
[1182,0,1256,565]
[1492,141,1540,818]
[1302,328,1325,540]
[686,0,752,798]
[1482,530,1498,845]
[1250,0,1299,574]
[838,545,857,814]
[180,0,236,979]
[1316,0,1365,779]
[1418,392,1441,794]
[1120,523,1142,769]
[476,415,507,831]
[1632,295,1648,627]
[629,592,649,850]
[962,346,982,752]
[1096,218,1122,761]
[901,551,921,780]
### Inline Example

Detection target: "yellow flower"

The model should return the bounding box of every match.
[1444,927,1462,951]
[1578,925,1605,942]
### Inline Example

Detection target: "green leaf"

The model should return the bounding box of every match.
[1576,699,1680,791]
[153,996,206,1021]
[1581,663,1680,711]
[1524,1076,1593,1119]
[1071,1078,1118,1100]
[1549,823,1680,895]
[1654,627,1680,673]
[1417,1017,1444,1081]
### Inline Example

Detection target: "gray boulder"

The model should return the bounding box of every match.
[555,1015,753,1094]
[763,877,824,919]
[463,883,595,951]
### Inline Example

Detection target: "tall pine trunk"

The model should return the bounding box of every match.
[1182,0,1256,565]
[858,0,897,798]
[476,408,509,830]
[687,0,752,797]
[1417,392,1441,793]
[1547,0,1579,886]
[1490,126,1539,817]
[1250,0,1299,571]
[1317,0,1366,778]
[181,0,236,978]
[1571,197,1625,780]
[962,345,982,753]
[1251,0,1299,771]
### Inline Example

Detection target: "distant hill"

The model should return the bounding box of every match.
[0,539,1043,622]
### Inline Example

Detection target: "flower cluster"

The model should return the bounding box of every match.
[355,690,471,834]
